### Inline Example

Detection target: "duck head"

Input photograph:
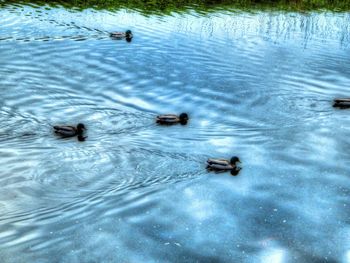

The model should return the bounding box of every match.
[77,123,86,134]
[230,156,241,166]
[125,30,133,41]
[179,113,189,125]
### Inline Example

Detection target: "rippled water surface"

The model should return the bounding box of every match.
[1,4,350,262]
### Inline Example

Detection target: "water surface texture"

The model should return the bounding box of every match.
[1,4,350,263]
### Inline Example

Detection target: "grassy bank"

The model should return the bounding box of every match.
[2,0,350,12]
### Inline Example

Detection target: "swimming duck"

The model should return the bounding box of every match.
[53,123,86,138]
[110,30,133,41]
[156,113,189,125]
[206,156,241,176]
[333,98,350,108]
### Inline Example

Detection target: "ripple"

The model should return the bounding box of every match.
[1,4,350,263]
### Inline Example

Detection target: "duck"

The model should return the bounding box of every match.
[156,113,189,125]
[53,123,86,138]
[333,98,350,108]
[206,156,241,175]
[110,30,133,41]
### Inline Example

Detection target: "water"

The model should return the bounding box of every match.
[1,4,350,262]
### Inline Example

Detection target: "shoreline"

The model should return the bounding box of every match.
[1,0,350,13]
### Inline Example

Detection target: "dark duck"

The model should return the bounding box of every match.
[156,113,189,125]
[110,30,133,42]
[333,98,350,108]
[206,156,241,176]
[53,123,86,141]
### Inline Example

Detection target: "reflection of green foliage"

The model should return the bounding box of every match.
[2,0,350,12]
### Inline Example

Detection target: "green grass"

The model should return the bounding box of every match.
[2,0,350,13]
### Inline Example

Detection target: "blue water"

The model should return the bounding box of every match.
[1,4,350,262]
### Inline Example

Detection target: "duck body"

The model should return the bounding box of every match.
[206,156,241,175]
[53,123,86,138]
[156,113,189,125]
[110,30,133,41]
[333,98,350,108]
[206,158,235,170]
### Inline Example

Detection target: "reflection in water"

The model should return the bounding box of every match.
[0,4,350,263]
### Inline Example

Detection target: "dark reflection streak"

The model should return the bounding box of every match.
[339,14,350,47]
[284,16,291,41]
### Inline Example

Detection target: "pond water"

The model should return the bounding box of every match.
[1,3,350,262]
